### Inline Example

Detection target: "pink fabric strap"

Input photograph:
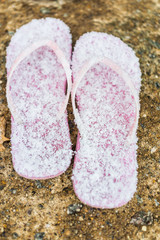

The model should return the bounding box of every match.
[72,57,140,145]
[7,40,72,124]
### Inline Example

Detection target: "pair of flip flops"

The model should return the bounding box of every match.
[6,18,141,209]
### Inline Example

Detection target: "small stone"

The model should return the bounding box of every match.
[63,13,68,18]
[136,9,141,13]
[154,199,159,207]
[149,53,156,59]
[148,39,160,49]
[35,180,42,189]
[65,230,71,236]
[76,208,81,212]
[67,203,83,214]
[124,36,130,40]
[151,147,157,154]
[106,221,112,226]
[8,31,14,36]
[136,195,143,204]
[10,188,17,194]
[142,226,147,231]
[27,208,32,215]
[0,185,5,190]
[45,224,50,228]
[40,8,50,14]
[38,204,44,209]
[12,232,19,239]
[34,232,45,240]
[79,216,83,221]
[130,211,153,226]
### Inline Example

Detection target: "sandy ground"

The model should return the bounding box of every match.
[0,0,160,239]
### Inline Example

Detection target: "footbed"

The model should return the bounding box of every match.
[6,18,72,179]
[72,32,141,208]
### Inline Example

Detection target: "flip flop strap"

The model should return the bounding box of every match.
[7,40,72,124]
[72,57,140,145]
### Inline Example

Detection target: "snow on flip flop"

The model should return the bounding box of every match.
[6,18,72,179]
[72,32,141,208]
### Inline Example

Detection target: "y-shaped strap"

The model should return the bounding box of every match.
[72,57,140,145]
[6,39,72,124]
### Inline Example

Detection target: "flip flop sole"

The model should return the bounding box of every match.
[6,18,72,179]
[72,32,141,208]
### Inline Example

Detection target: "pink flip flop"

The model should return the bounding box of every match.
[71,32,141,208]
[6,18,72,179]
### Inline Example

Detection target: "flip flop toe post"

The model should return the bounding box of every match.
[72,32,141,208]
[6,18,72,179]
